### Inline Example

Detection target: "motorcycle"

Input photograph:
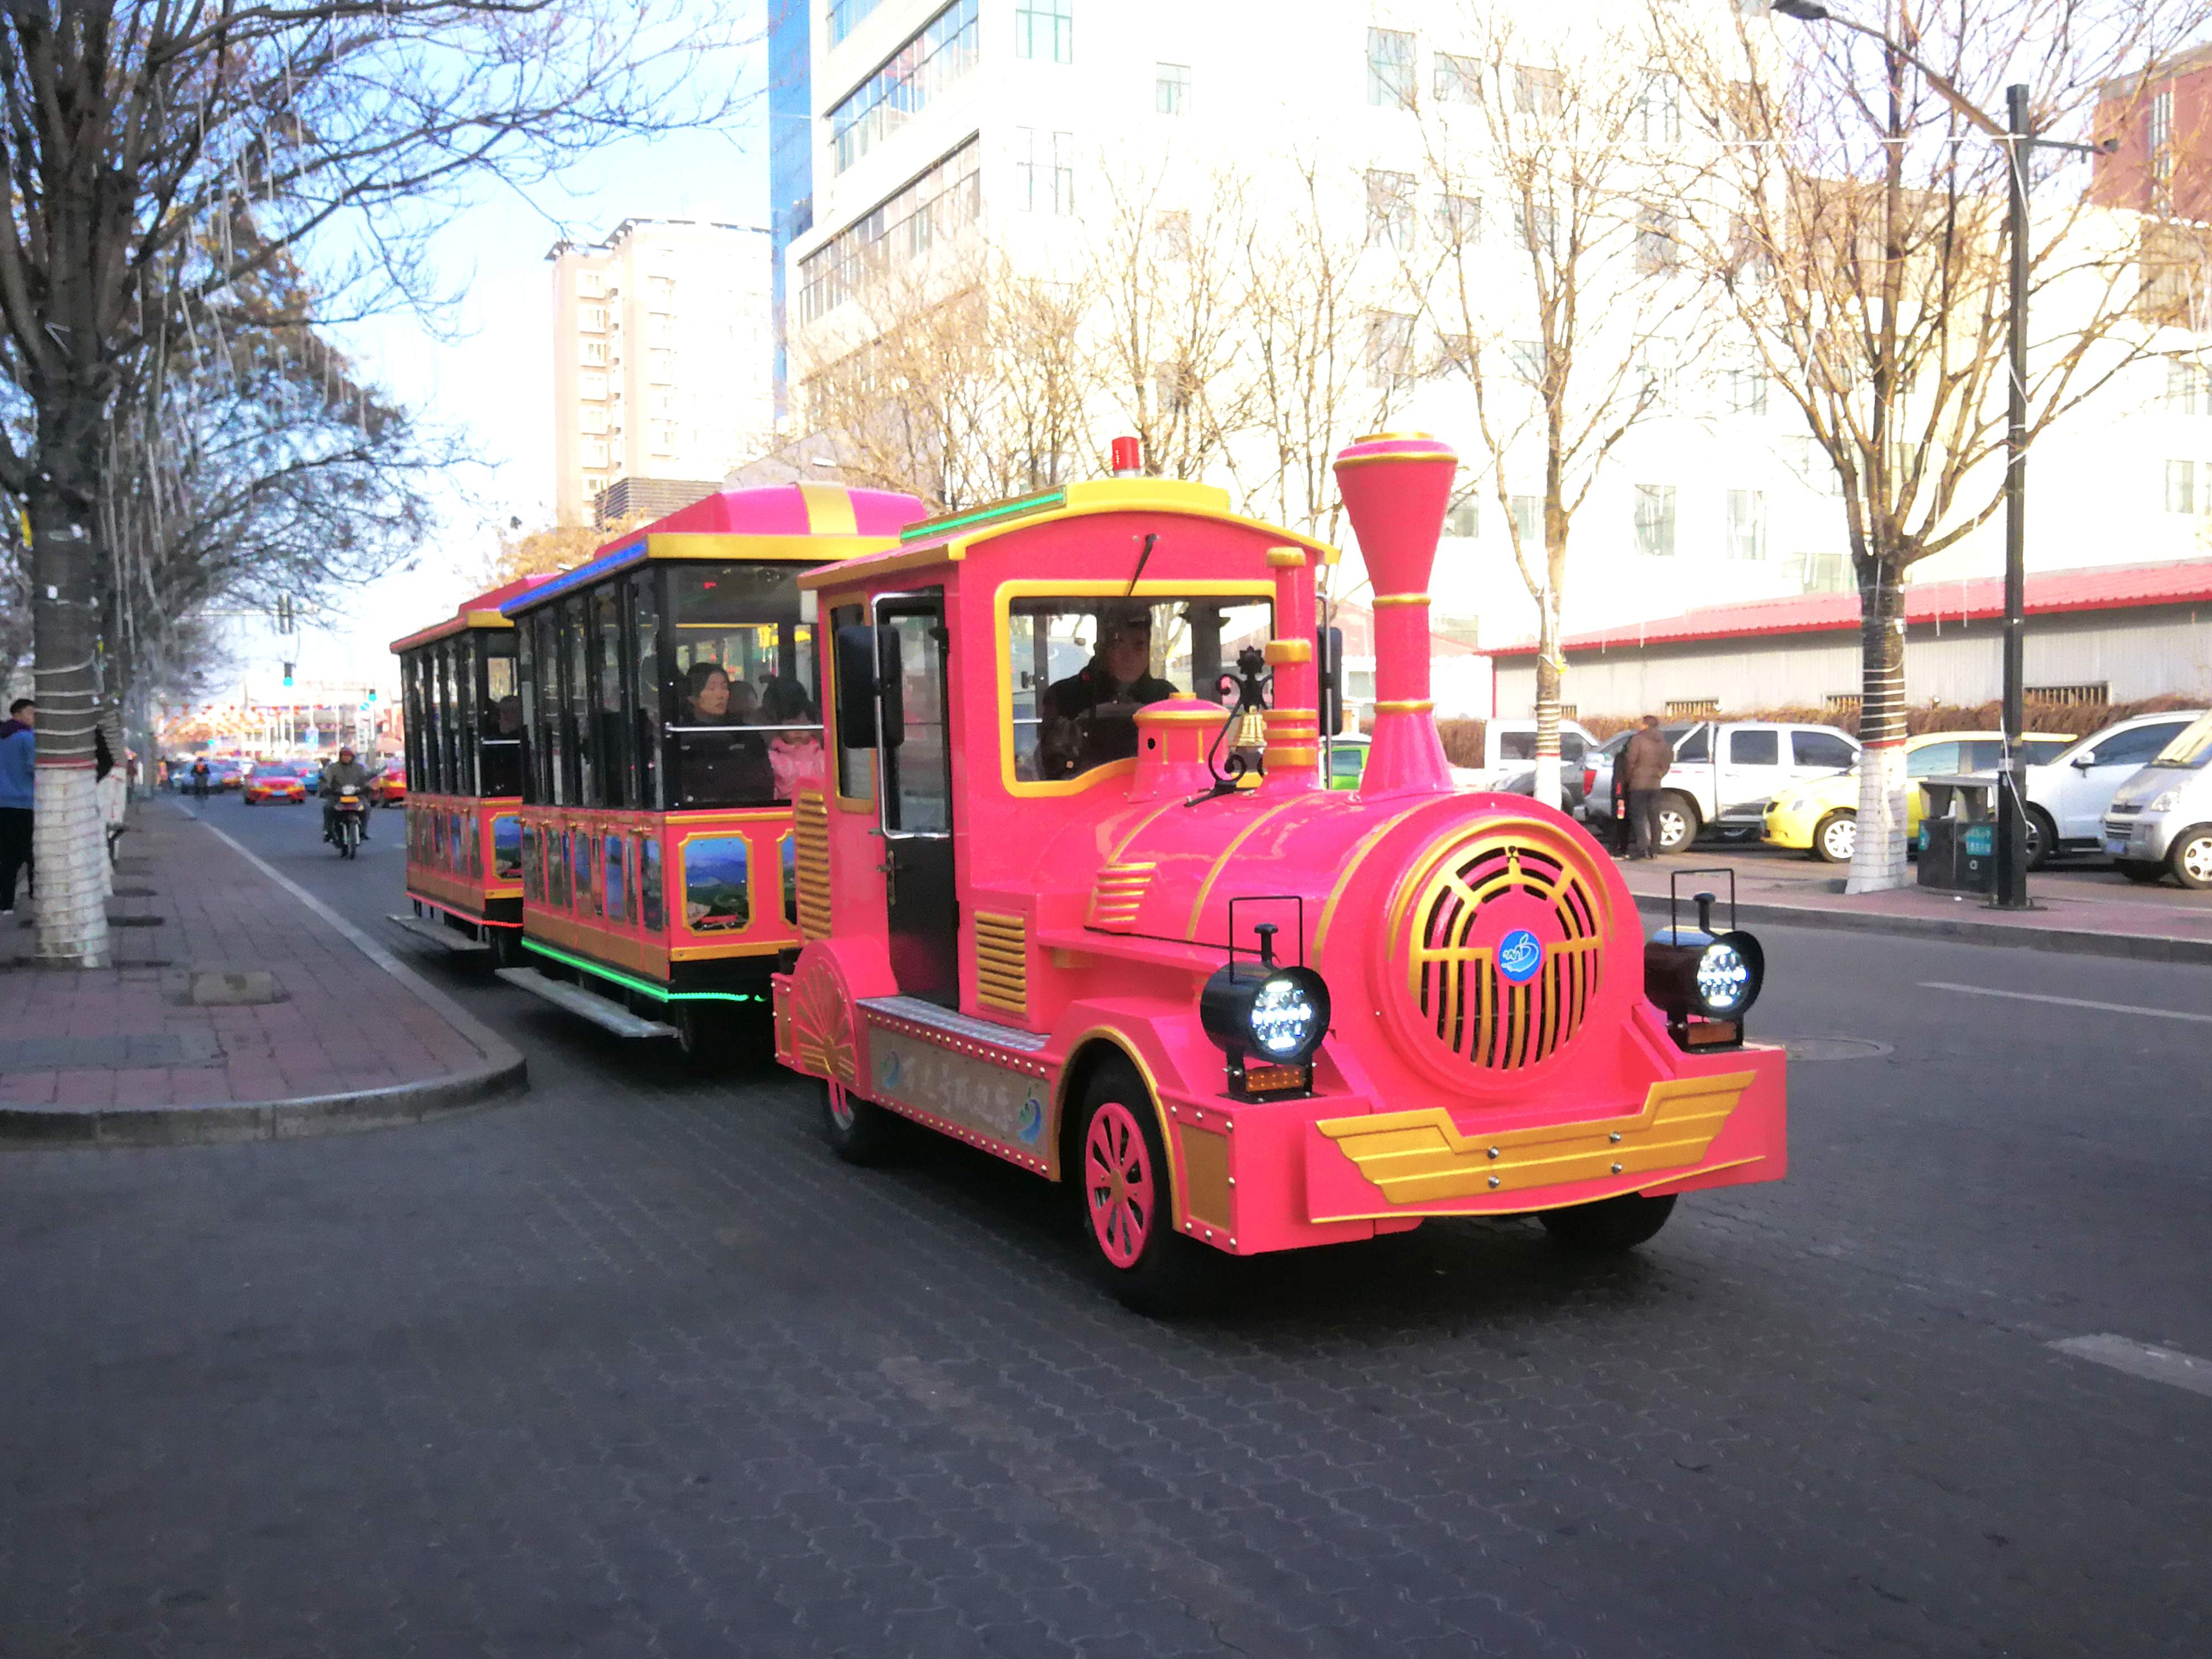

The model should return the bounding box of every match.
[329,787,366,858]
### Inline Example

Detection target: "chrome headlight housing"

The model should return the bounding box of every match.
[1645,924,1764,1044]
[2148,788,2182,814]
[1201,961,1331,1064]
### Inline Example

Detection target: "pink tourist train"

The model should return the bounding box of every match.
[773,435,1788,1309]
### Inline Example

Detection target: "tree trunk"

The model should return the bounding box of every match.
[1846,548,1910,895]
[1530,501,1570,811]
[29,478,112,967]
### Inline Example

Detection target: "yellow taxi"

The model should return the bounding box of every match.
[1762,731,2075,862]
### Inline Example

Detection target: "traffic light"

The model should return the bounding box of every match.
[275,594,293,631]
[282,662,294,687]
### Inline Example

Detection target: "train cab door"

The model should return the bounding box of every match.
[874,591,958,1003]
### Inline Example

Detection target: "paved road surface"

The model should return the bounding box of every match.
[3,792,2207,1657]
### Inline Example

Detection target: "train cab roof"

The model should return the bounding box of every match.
[794,478,1337,594]
[501,482,925,619]
[389,574,550,653]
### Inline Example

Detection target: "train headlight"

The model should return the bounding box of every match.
[1645,890,1763,1049]
[1693,938,1757,1016]
[1202,961,1331,1065]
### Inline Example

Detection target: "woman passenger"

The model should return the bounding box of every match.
[762,677,825,798]
[678,662,772,805]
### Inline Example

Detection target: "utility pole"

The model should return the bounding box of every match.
[1996,83,2031,908]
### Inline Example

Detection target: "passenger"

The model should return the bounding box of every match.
[762,677,825,798]
[1036,604,1178,778]
[678,661,772,806]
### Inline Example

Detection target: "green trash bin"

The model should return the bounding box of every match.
[1917,775,1997,894]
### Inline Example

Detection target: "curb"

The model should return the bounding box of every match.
[0,809,527,1148]
[1628,889,2212,966]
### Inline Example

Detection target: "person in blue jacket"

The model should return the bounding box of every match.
[0,698,34,914]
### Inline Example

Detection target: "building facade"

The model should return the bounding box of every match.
[547,219,775,526]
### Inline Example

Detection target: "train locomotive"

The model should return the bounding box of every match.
[773,434,1788,1307]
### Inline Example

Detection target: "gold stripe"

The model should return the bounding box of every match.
[1374,699,1434,714]
[1265,746,1319,766]
[1353,430,1438,442]
[1133,708,1222,727]
[1265,546,1309,567]
[796,481,858,536]
[1263,639,1314,664]
[1335,450,1457,468]
[1369,593,1432,608]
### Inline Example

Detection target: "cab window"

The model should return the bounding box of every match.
[1793,731,1857,770]
[1728,729,1778,766]
[667,562,821,809]
[1007,594,1272,782]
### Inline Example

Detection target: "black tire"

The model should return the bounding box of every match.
[1074,1061,1211,1315]
[2171,826,2212,891]
[1810,810,1856,865]
[1539,1192,1677,1254]
[821,1076,901,1166]
[2024,806,2056,871]
[2115,858,2166,885]
[1656,794,1699,855]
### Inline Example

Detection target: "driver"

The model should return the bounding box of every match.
[1036,603,1178,778]
[319,745,376,843]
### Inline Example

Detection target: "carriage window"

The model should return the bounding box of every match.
[641,837,665,932]
[682,835,751,932]
[828,603,872,801]
[667,562,822,809]
[455,633,481,794]
[562,594,595,806]
[402,653,426,787]
[516,622,539,802]
[629,570,663,810]
[591,584,628,808]
[493,813,522,882]
[536,610,566,805]
[605,832,627,923]
[780,830,799,927]
[1006,594,1273,782]
[482,634,523,796]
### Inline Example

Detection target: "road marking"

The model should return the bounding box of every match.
[2050,1335,2212,1400]
[1918,982,2212,1025]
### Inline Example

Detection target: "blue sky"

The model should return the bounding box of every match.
[230,98,772,698]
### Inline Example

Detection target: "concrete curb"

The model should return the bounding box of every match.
[1628,889,2212,965]
[0,810,527,1148]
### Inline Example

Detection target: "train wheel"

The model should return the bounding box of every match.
[1539,1192,1677,1254]
[1076,1063,1207,1315]
[820,1077,900,1166]
[676,1005,737,1068]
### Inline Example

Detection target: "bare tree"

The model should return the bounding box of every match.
[1661,0,2205,890]
[0,1,748,964]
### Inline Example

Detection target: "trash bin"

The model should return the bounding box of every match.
[1918,774,1997,894]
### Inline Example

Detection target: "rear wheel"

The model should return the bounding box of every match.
[1076,1063,1209,1315]
[2025,806,2056,871]
[1811,810,1857,865]
[821,1077,901,1165]
[2171,826,2212,891]
[1656,794,1698,854]
[1540,1192,1677,1254]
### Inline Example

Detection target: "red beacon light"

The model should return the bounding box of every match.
[1109,435,1142,477]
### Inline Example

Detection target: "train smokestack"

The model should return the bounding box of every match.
[1332,433,1458,797]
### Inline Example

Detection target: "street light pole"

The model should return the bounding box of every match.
[1997,83,2031,908]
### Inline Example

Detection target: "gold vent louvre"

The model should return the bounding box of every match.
[1396,835,1604,1071]
[1086,862,1155,931]
[973,911,1030,1018]
[793,790,832,941]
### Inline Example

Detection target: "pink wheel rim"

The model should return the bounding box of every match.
[827,1081,855,1131]
[1084,1101,1154,1269]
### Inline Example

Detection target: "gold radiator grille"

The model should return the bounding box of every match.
[973,910,1029,1018]
[1087,862,1154,930]
[793,790,832,941]
[1394,832,1604,1072]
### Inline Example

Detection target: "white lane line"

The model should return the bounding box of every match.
[1918,982,2212,1025]
[2050,1335,2212,1400]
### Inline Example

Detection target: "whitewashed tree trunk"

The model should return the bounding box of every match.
[1845,558,1910,894]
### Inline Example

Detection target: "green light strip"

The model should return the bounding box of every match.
[899,488,1065,542]
[520,937,765,1003]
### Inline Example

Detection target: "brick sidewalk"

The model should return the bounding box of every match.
[0,801,495,1112]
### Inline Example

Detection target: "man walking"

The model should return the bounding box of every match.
[1621,714,1673,860]
[0,698,34,912]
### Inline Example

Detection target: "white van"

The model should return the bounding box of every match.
[2019,710,2207,867]
[2100,711,2212,889]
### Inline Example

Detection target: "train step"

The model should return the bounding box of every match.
[386,913,492,954]
[494,966,680,1039]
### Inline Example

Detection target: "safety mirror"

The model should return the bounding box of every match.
[835,625,878,751]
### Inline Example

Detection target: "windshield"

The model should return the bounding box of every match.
[2150,710,2212,768]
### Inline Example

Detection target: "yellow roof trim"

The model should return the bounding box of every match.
[646,531,900,562]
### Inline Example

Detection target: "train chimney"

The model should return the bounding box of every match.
[1332,433,1458,797]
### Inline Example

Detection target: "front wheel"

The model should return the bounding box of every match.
[1077,1064,1209,1314]
[1811,810,1857,865]
[1539,1192,1677,1253]
[2025,806,2056,871]
[1656,794,1698,855]
[821,1077,901,1165]
[2171,827,2212,891]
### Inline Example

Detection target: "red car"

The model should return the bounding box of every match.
[241,762,307,804]
[373,764,407,807]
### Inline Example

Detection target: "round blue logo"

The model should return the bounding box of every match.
[1497,929,1544,984]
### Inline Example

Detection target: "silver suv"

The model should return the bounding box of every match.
[2101,711,2212,889]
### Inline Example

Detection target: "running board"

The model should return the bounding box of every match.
[386,913,492,954]
[494,967,680,1039]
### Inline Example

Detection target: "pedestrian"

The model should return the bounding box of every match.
[1621,714,1673,860]
[0,697,34,913]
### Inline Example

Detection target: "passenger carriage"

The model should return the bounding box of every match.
[773,436,1789,1307]
[494,483,923,1056]
[390,578,542,961]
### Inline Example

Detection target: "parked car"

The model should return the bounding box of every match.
[297,760,324,793]
[1456,717,1598,790]
[1323,734,1370,792]
[1763,730,2075,864]
[1584,720,1858,852]
[2100,710,2212,888]
[1497,763,1589,816]
[241,761,308,805]
[2020,710,2208,867]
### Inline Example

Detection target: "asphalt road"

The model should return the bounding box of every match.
[3,790,2208,1658]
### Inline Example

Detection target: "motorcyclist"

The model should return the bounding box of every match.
[319,746,376,843]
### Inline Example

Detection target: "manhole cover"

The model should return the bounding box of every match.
[189,969,282,1006]
[1777,1036,1893,1061]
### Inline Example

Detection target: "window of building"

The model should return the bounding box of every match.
[1510,494,1545,547]
[828,0,885,46]
[580,438,608,467]
[652,423,679,455]
[830,0,982,175]
[651,387,678,417]
[799,138,983,321]
[2168,356,2210,413]
[1668,699,1719,721]
[1154,210,1191,259]
[647,275,676,310]
[1725,356,1768,416]
[1514,64,1563,117]
[2166,457,2196,512]
[1635,201,1679,273]
[578,304,608,332]
[576,270,606,298]
[579,371,607,401]
[1367,27,1415,109]
[1511,198,1556,256]
[1017,128,1075,214]
[1436,192,1481,246]
[649,350,676,383]
[1633,484,1676,556]
[1637,337,1677,408]
[1445,495,1478,538]
[2150,88,2174,177]
[580,338,607,366]
[1365,169,1417,249]
[1786,435,1841,494]
[1156,61,1189,115]
[1510,338,1544,384]
[580,408,607,435]
[1437,332,1474,375]
[1362,311,1415,389]
[647,316,675,347]
[1726,488,1768,559]
[1636,69,1681,142]
[1434,51,1481,106]
[1016,0,1073,64]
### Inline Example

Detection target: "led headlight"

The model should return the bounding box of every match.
[1644,891,1764,1047]
[2149,789,2182,814]
[1693,938,1757,1016]
[1201,961,1332,1066]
